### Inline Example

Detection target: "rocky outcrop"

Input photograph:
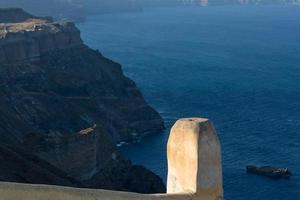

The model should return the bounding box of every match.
[0,9,165,193]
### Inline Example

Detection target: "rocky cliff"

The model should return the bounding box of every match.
[0,8,165,193]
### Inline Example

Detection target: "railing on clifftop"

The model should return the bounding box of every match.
[0,118,223,200]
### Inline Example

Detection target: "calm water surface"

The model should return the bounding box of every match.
[78,6,300,199]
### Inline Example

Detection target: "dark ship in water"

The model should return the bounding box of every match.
[246,166,292,179]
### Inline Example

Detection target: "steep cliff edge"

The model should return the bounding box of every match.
[0,8,165,193]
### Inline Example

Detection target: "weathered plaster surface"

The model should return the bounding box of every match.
[167,118,223,199]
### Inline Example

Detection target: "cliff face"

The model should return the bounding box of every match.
[0,8,165,193]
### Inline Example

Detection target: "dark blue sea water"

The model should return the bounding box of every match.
[78,6,300,200]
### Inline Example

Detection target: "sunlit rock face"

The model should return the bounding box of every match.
[0,9,165,192]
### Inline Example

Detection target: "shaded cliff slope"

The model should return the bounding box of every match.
[0,145,82,187]
[0,8,165,193]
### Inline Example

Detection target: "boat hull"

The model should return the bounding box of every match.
[246,166,292,179]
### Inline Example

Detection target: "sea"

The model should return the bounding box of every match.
[77,5,300,200]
